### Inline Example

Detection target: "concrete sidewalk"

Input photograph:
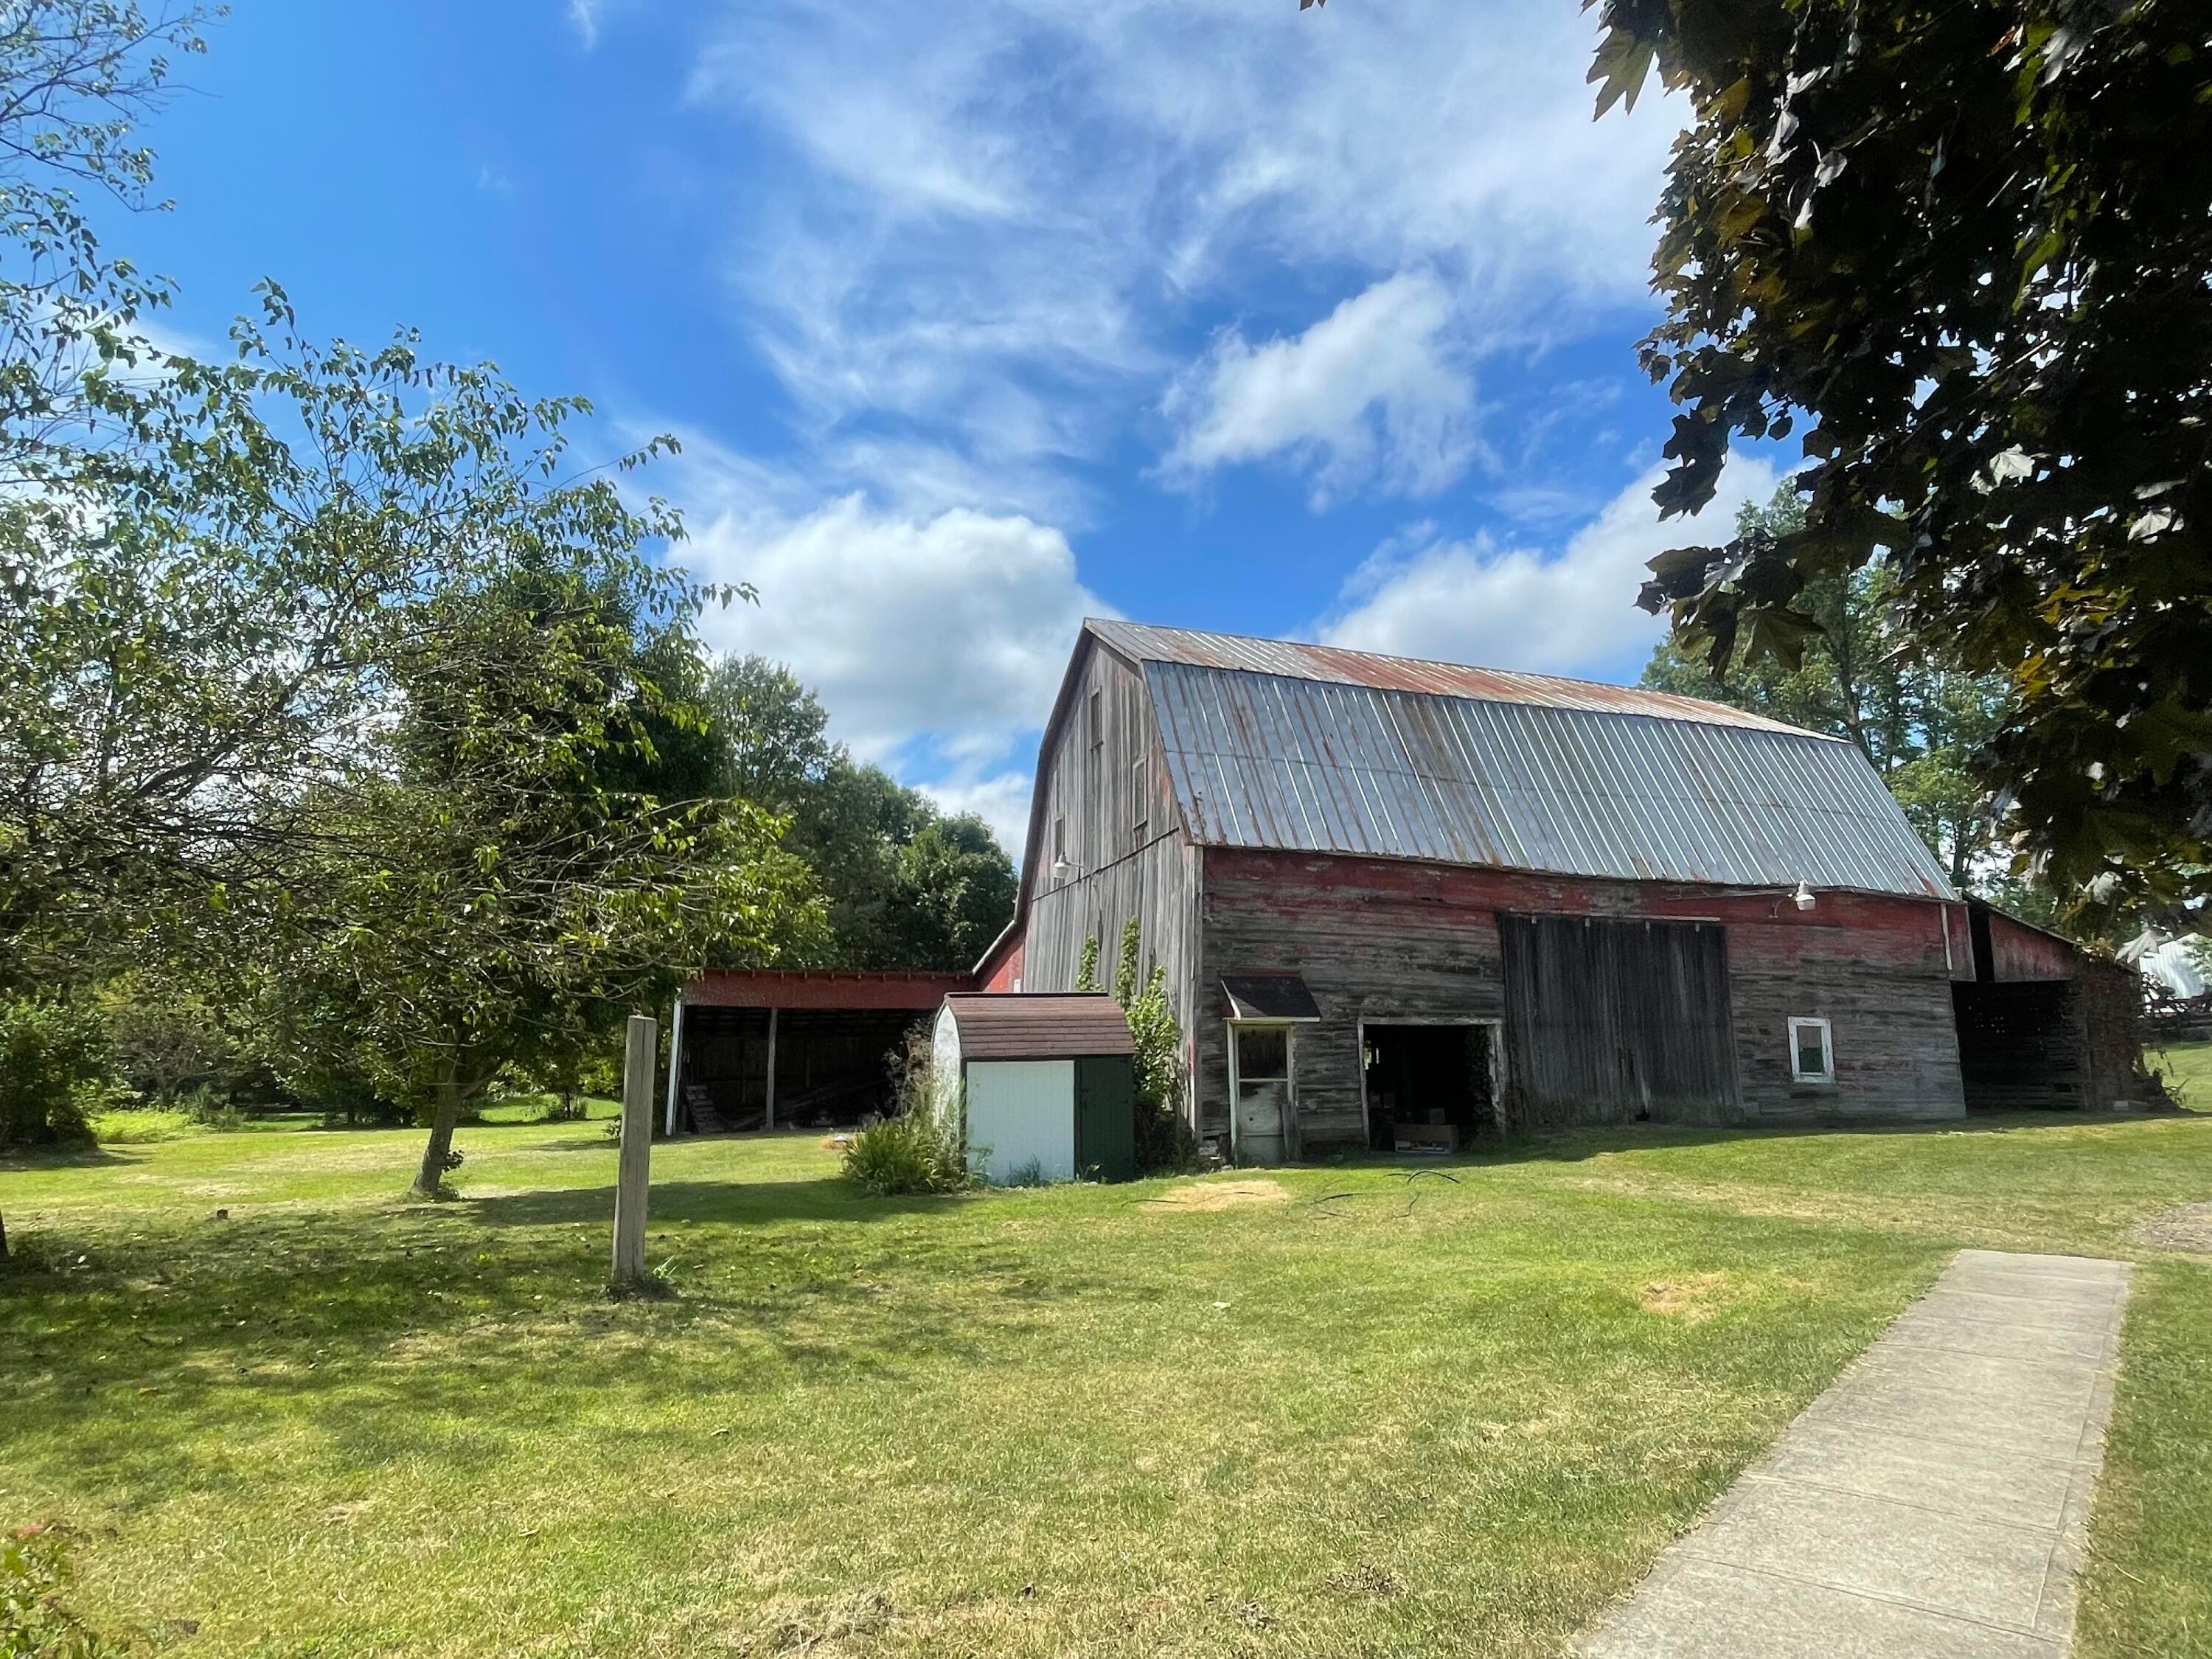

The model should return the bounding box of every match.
[1576,1249,2132,1658]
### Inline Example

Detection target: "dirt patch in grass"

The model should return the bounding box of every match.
[1640,1272,1730,1322]
[2126,1201,2212,1255]
[1141,1178,1290,1212]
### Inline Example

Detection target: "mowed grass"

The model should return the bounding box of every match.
[2154,1037,2212,1107]
[3,1108,2210,1658]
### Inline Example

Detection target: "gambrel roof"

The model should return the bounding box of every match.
[1038,619,1956,902]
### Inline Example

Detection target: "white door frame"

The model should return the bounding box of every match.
[1225,1018,1306,1161]
[1356,1015,1507,1145]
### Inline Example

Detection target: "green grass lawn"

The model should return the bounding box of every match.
[4,1109,2210,1658]
[2153,1037,2212,1108]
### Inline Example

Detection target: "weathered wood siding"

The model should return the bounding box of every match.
[1980,907,2080,983]
[1012,641,1202,1119]
[1197,849,1966,1153]
[1500,914,1739,1127]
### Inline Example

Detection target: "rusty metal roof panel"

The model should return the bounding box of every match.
[1140,658,1956,899]
[1089,618,1818,736]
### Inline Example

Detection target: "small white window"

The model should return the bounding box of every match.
[1789,1017,1834,1084]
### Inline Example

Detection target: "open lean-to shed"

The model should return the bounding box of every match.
[931,993,1138,1184]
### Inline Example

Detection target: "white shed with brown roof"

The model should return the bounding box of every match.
[931,994,1137,1185]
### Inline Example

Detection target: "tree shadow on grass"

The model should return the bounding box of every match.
[1344,1110,2157,1174]
[1,1142,133,1172]
[462,1176,961,1231]
[0,1173,1106,1509]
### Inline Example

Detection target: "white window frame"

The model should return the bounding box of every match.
[1789,1016,1834,1084]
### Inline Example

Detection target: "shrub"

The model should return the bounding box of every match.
[1113,919,1200,1174]
[842,1108,973,1196]
[176,1085,246,1131]
[1,1521,139,1657]
[0,998,108,1151]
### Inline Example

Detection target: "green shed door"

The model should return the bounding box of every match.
[1073,1055,1138,1183]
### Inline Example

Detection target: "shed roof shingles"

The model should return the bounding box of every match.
[944,993,1135,1059]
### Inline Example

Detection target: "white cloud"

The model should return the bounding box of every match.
[684,0,1680,511]
[678,490,1108,852]
[917,767,1037,854]
[1161,271,1477,506]
[566,0,606,48]
[1317,456,1780,677]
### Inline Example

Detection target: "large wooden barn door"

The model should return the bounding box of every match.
[1500,914,1739,1127]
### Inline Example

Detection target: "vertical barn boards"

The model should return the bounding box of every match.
[1017,634,1201,1114]
[1500,913,1742,1127]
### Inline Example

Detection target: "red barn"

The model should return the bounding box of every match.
[982,619,2135,1161]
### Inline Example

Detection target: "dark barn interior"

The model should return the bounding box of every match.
[1363,1024,1496,1152]
[1952,981,2081,1110]
[1947,899,2140,1113]
[672,970,972,1135]
[677,1006,926,1132]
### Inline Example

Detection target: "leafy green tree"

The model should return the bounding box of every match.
[700,655,1016,970]
[0,1,211,486]
[1587,0,2212,913]
[1643,488,2011,885]
[1109,916,1193,1172]
[0,1,212,1259]
[886,815,1019,972]
[225,571,826,1196]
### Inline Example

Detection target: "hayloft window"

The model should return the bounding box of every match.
[1088,689,1103,751]
[1789,1017,1834,1084]
[1130,749,1148,847]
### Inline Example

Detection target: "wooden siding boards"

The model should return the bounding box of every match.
[1012,635,1204,1123]
[1196,849,1965,1152]
[1500,914,1739,1127]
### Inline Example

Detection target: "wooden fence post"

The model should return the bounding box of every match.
[611,1013,656,1289]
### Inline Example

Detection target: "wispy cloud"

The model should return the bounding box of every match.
[1160,271,1480,507]
[684,0,1677,518]
[1316,456,1780,678]
[566,0,606,49]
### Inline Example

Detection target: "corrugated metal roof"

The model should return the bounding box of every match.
[943,993,1136,1059]
[1141,658,1958,900]
[1088,618,1817,737]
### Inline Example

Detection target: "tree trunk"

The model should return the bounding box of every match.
[413,1064,467,1196]
[1,1205,10,1262]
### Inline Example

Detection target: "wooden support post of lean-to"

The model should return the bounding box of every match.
[610,1013,656,1291]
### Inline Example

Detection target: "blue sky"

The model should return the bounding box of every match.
[114,0,1776,851]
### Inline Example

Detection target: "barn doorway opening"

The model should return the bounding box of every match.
[1952,981,2086,1111]
[1363,1023,1498,1153]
